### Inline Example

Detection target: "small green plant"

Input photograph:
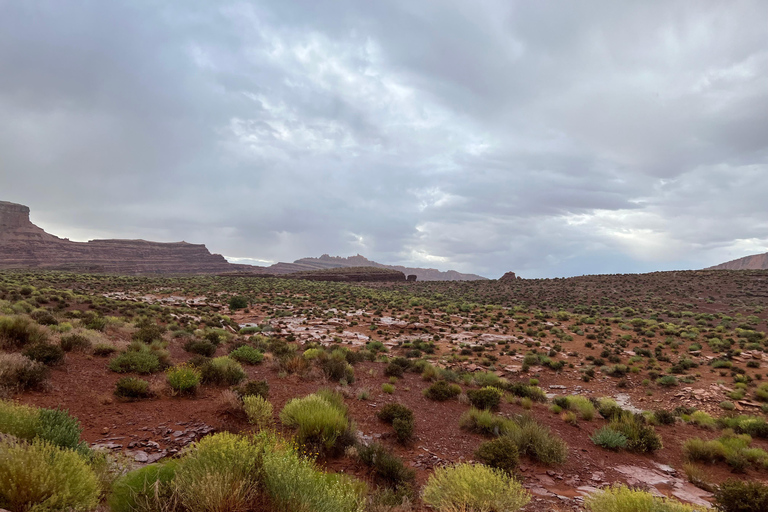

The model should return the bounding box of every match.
[183,339,217,357]
[238,379,269,399]
[467,386,503,410]
[114,377,153,401]
[585,484,696,512]
[423,380,462,401]
[475,436,520,473]
[714,479,768,512]
[22,342,64,365]
[166,364,201,395]
[0,352,48,391]
[59,333,91,352]
[590,426,628,451]
[606,412,663,453]
[507,414,569,465]
[0,400,83,450]
[382,383,395,394]
[422,463,530,512]
[0,438,100,512]
[0,315,48,349]
[280,393,350,452]
[243,395,273,430]
[459,408,516,437]
[378,403,415,443]
[357,442,415,493]
[108,461,179,512]
[200,356,246,385]
[656,375,679,387]
[229,345,264,365]
[108,350,161,374]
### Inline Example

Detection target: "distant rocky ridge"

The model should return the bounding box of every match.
[707,252,768,270]
[261,254,487,281]
[0,201,246,274]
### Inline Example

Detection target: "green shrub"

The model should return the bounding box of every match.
[473,371,501,387]
[239,379,269,399]
[229,296,249,310]
[714,479,768,512]
[281,393,350,452]
[243,395,273,430]
[683,438,726,464]
[0,315,47,349]
[475,436,520,473]
[114,377,153,401]
[656,375,679,387]
[459,408,516,437]
[229,345,264,365]
[263,442,366,512]
[92,343,117,356]
[689,410,717,429]
[108,461,179,512]
[0,399,38,440]
[357,442,415,492]
[183,339,217,357]
[131,319,165,344]
[108,350,161,374]
[585,484,696,512]
[0,352,48,391]
[30,309,58,326]
[0,438,99,512]
[423,380,462,401]
[166,364,201,395]
[422,463,530,512]
[377,403,415,444]
[174,432,267,512]
[381,383,395,394]
[384,358,411,378]
[505,382,547,402]
[590,426,628,451]
[608,412,663,453]
[0,400,82,450]
[200,356,246,385]
[653,409,676,425]
[59,333,91,352]
[22,342,64,366]
[467,386,503,410]
[507,414,569,465]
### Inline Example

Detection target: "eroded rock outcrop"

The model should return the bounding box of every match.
[0,201,245,274]
[708,252,768,270]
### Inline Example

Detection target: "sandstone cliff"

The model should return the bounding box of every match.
[263,254,487,281]
[707,252,768,271]
[0,201,245,274]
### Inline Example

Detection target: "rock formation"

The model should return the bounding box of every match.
[499,271,518,282]
[707,252,768,270]
[0,201,246,274]
[262,254,486,281]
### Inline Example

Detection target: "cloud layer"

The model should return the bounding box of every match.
[2,1,767,278]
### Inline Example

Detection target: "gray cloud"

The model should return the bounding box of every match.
[1,1,767,278]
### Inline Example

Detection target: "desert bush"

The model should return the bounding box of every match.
[473,371,501,388]
[654,409,676,425]
[229,345,264,365]
[0,400,83,450]
[262,442,366,512]
[718,415,768,439]
[93,343,118,356]
[475,436,520,473]
[422,463,530,512]
[683,438,726,464]
[109,348,161,374]
[596,397,624,421]
[684,432,768,471]
[384,358,411,378]
[504,382,547,402]
[557,395,596,420]
[590,426,628,451]
[467,386,503,410]
[114,377,153,401]
[239,379,269,399]
[381,383,395,394]
[377,403,415,443]
[183,339,217,357]
[357,442,416,493]
[0,315,47,349]
[30,309,58,326]
[132,319,166,344]
[0,438,99,512]
[108,461,179,512]
[228,295,249,310]
[585,484,696,512]
[22,342,64,366]
[320,355,355,383]
[0,352,48,391]
[507,414,568,465]
[166,364,201,395]
[174,432,266,512]
[281,393,350,452]
[714,479,768,512]
[243,395,273,430]
[608,412,663,453]
[60,332,91,352]
[656,375,679,387]
[200,356,246,386]
[423,380,462,401]
[689,410,717,429]
[459,408,516,437]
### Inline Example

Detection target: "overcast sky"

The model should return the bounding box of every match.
[2,1,767,278]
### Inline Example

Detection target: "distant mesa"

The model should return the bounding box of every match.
[259,254,486,281]
[0,201,486,280]
[0,200,244,274]
[707,252,768,271]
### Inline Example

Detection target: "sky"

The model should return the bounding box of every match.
[1,1,767,279]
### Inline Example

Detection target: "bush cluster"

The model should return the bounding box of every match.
[422,463,530,512]
[114,377,153,401]
[229,345,264,365]
[377,403,415,443]
[467,386,503,410]
[280,391,352,453]
[200,356,246,386]
[585,484,696,512]
[0,353,48,391]
[166,364,201,395]
[423,380,462,401]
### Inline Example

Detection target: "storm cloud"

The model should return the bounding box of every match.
[1,1,767,277]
